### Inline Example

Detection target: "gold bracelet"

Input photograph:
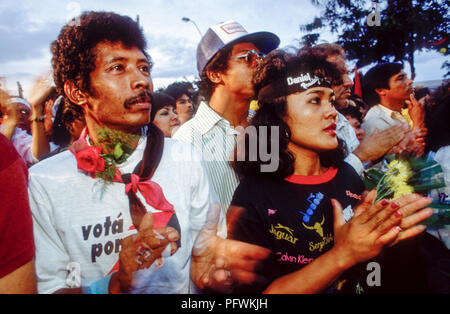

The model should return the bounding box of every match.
[30,115,45,122]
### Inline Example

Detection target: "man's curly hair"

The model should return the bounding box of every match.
[297,44,347,74]
[51,11,149,107]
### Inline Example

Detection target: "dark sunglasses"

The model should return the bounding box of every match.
[232,49,265,67]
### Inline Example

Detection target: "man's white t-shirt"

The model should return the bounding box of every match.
[29,133,221,293]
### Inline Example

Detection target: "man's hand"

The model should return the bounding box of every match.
[393,128,427,157]
[353,124,408,162]
[405,93,426,130]
[191,205,270,293]
[109,213,180,294]
[27,73,55,111]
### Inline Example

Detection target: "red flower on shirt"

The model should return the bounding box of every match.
[75,146,105,174]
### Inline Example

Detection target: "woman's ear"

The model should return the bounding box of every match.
[64,80,88,107]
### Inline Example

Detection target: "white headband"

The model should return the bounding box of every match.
[7,97,31,109]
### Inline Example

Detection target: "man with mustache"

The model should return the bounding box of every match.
[28,11,222,294]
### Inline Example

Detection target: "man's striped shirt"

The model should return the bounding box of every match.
[173,102,240,218]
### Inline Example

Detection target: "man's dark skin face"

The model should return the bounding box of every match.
[82,41,154,135]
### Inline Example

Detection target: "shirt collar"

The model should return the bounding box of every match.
[194,101,234,135]
[336,111,348,131]
[377,104,397,117]
[376,104,407,122]
[85,126,148,173]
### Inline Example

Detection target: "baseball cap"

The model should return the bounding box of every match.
[196,20,280,74]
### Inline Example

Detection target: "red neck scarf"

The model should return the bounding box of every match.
[71,125,180,233]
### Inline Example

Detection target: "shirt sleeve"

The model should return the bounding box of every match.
[337,113,360,153]
[187,144,226,240]
[10,128,39,166]
[228,179,271,249]
[28,173,71,294]
[337,114,365,175]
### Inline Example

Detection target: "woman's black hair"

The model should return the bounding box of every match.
[233,50,346,180]
[150,92,176,122]
[339,105,363,123]
[51,97,84,147]
[362,62,403,107]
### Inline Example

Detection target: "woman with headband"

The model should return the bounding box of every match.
[227,50,434,294]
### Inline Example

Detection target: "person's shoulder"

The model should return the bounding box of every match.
[172,118,198,140]
[364,105,384,120]
[337,111,349,123]
[161,137,204,165]
[163,137,199,154]
[337,161,364,188]
[0,133,21,171]
[338,160,358,174]
[28,150,75,178]
[231,175,276,208]
[362,105,386,131]
[237,175,276,193]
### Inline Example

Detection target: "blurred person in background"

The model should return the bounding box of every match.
[425,81,450,204]
[339,105,365,142]
[150,92,181,137]
[0,75,57,166]
[414,86,431,107]
[40,97,86,159]
[362,62,427,157]
[165,81,195,125]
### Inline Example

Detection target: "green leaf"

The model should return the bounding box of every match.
[113,143,124,159]
[423,205,450,229]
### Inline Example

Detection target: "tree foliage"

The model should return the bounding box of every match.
[300,0,449,79]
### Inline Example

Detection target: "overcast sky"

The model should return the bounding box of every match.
[0,0,447,97]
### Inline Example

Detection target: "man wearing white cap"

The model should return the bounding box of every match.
[173,21,279,220]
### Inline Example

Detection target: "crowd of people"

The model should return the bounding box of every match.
[0,11,449,294]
